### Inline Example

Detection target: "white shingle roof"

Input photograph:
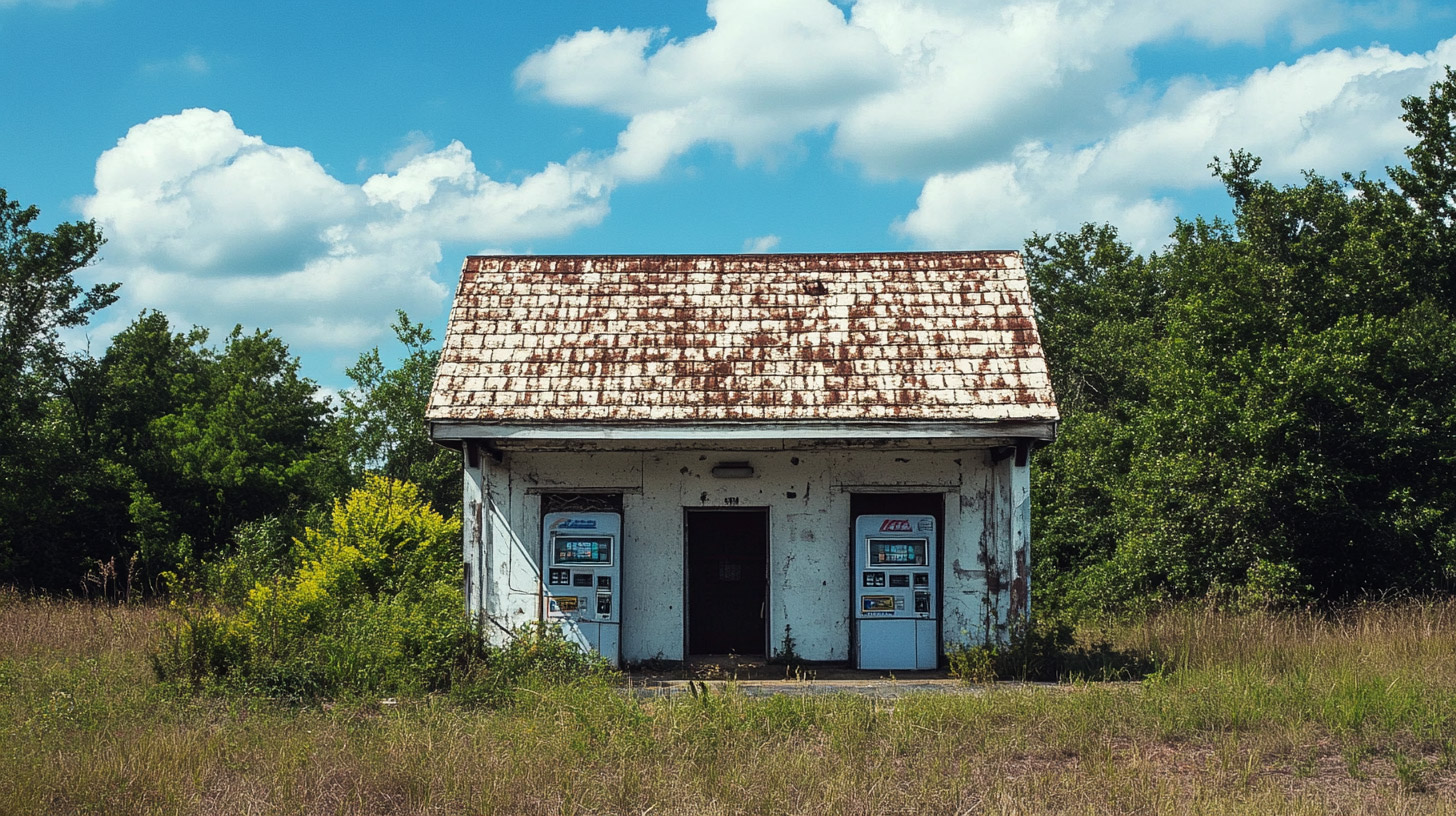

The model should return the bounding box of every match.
[427,252,1058,426]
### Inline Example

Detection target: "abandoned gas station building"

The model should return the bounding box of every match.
[426,252,1059,669]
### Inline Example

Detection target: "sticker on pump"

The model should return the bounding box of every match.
[879,519,912,532]
[552,518,598,530]
[552,596,579,612]
[861,595,895,614]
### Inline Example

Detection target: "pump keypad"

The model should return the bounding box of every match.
[549,569,571,585]
[862,572,886,587]
[572,573,592,587]
[889,574,910,587]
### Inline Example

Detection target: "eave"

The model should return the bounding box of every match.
[428,418,1058,451]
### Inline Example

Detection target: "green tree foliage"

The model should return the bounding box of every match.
[0,241,453,593]
[0,190,120,587]
[1031,73,1456,614]
[97,312,335,584]
[1388,66,1456,271]
[0,189,115,391]
[337,311,458,514]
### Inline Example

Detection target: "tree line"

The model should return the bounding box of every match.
[0,195,457,592]
[5,72,1456,614]
[1028,70,1456,614]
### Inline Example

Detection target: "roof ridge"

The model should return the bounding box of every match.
[464,250,1021,260]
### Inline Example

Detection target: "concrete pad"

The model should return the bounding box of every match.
[626,677,985,699]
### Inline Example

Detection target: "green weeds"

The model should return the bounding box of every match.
[3,598,1456,814]
[947,617,1161,683]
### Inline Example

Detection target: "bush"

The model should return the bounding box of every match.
[153,475,479,697]
[150,607,253,689]
[947,617,1161,683]
[946,643,997,684]
[159,516,294,606]
[451,622,617,707]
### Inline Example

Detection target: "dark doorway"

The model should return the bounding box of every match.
[685,509,768,656]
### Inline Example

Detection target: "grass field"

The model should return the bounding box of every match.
[1,593,1454,815]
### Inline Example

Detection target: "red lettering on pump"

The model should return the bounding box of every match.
[879,519,913,532]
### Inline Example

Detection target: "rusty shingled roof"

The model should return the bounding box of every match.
[426,252,1059,425]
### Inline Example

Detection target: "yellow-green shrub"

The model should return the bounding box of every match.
[155,475,476,696]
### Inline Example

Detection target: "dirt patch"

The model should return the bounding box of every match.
[620,653,1090,698]
[626,653,955,682]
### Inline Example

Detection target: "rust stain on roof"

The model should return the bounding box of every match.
[428,252,1059,424]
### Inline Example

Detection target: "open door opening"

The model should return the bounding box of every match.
[685,509,768,656]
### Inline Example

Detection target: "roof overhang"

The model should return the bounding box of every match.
[429,419,1058,447]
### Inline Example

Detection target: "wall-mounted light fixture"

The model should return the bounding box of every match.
[710,461,755,479]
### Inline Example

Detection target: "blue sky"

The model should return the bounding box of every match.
[3,0,1454,391]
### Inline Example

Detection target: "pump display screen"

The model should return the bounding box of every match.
[553,535,613,565]
[867,538,927,566]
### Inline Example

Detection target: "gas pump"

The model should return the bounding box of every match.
[853,514,937,670]
[542,512,621,666]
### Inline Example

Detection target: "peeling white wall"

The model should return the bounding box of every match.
[463,450,546,646]
[463,441,1031,662]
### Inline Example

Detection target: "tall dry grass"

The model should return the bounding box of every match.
[1122,599,1456,682]
[0,587,168,661]
[1,594,1453,815]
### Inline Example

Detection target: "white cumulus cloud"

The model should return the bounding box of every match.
[516,0,1452,251]
[517,0,1352,181]
[896,37,1456,251]
[517,0,898,181]
[79,108,615,354]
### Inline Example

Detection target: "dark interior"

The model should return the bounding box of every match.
[848,492,945,518]
[686,509,768,655]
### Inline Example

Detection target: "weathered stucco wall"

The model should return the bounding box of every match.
[462,441,1031,663]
